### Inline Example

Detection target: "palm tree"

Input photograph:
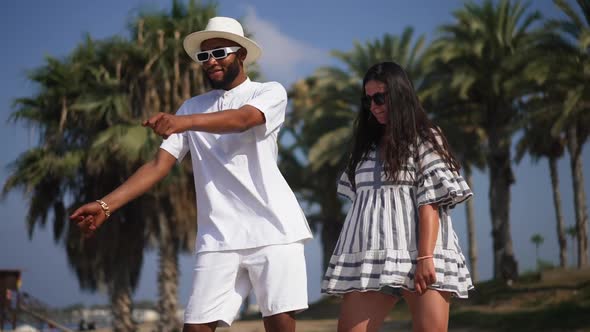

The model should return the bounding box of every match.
[3,42,145,331]
[461,163,481,283]
[420,51,487,283]
[530,233,545,269]
[427,108,486,282]
[72,39,180,331]
[284,28,430,270]
[525,0,590,268]
[542,0,590,268]
[516,106,568,268]
[423,0,544,281]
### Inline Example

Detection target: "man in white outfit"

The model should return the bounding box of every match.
[70,16,312,332]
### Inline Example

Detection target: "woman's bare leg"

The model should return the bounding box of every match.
[338,291,399,332]
[402,289,451,332]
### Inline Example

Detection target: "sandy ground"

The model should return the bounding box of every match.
[218,319,338,332]
[108,317,479,332]
[92,318,398,332]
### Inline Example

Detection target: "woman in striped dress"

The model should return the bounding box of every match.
[322,62,473,332]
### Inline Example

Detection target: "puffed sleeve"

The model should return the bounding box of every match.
[415,135,472,209]
[337,171,356,202]
[246,81,287,139]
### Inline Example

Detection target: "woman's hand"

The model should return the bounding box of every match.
[414,257,436,295]
[416,203,439,295]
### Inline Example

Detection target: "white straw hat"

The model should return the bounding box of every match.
[183,16,262,64]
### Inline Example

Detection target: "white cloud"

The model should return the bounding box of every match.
[243,7,329,87]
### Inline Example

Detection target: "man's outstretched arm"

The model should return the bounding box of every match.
[143,105,265,138]
[70,148,178,237]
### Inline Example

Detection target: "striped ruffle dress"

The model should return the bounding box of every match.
[322,139,474,298]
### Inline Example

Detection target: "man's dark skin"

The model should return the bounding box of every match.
[70,37,297,332]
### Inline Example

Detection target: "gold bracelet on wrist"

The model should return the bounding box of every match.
[95,199,111,219]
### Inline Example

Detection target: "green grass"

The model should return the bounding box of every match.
[298,296,341,320]
[298,294,412,321]
[450,274,590,331]
[450,300,590,331]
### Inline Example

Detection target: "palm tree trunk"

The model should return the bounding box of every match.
[463,165,478,282]
[566,125,589,267]
[182,70,191,101]
[192,63,207,95]
[164,79,172,114]
[548,156,567,268]
[137,19,144,47]
[488,131,518,281]
[143,78,154,118]
[58,96,68,134]
[320,192,344,272]
[109,280,135,332]
[321,220,342,272]
[154,208,181,332]
[173,30,182,110]
[159,30,172,115]
[151,86,161,115]
[568,231,578,266]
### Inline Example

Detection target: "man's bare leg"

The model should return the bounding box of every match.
[182,321,218,332]
[263,311,296,332]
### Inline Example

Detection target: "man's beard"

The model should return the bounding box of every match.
[205,56,241,90]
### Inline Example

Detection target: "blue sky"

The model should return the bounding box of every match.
[1,0,588,308]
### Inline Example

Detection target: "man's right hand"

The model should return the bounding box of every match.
[70,202,108,238]
[68,149,178,239]
[143,113,191,139]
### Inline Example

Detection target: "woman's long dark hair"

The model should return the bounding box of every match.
[345,62,459,186]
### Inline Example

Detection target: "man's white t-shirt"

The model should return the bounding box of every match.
[160,78,312,253]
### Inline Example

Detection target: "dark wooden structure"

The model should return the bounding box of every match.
[0,270,21,331]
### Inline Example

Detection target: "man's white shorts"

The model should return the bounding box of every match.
[183,241,308,327]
